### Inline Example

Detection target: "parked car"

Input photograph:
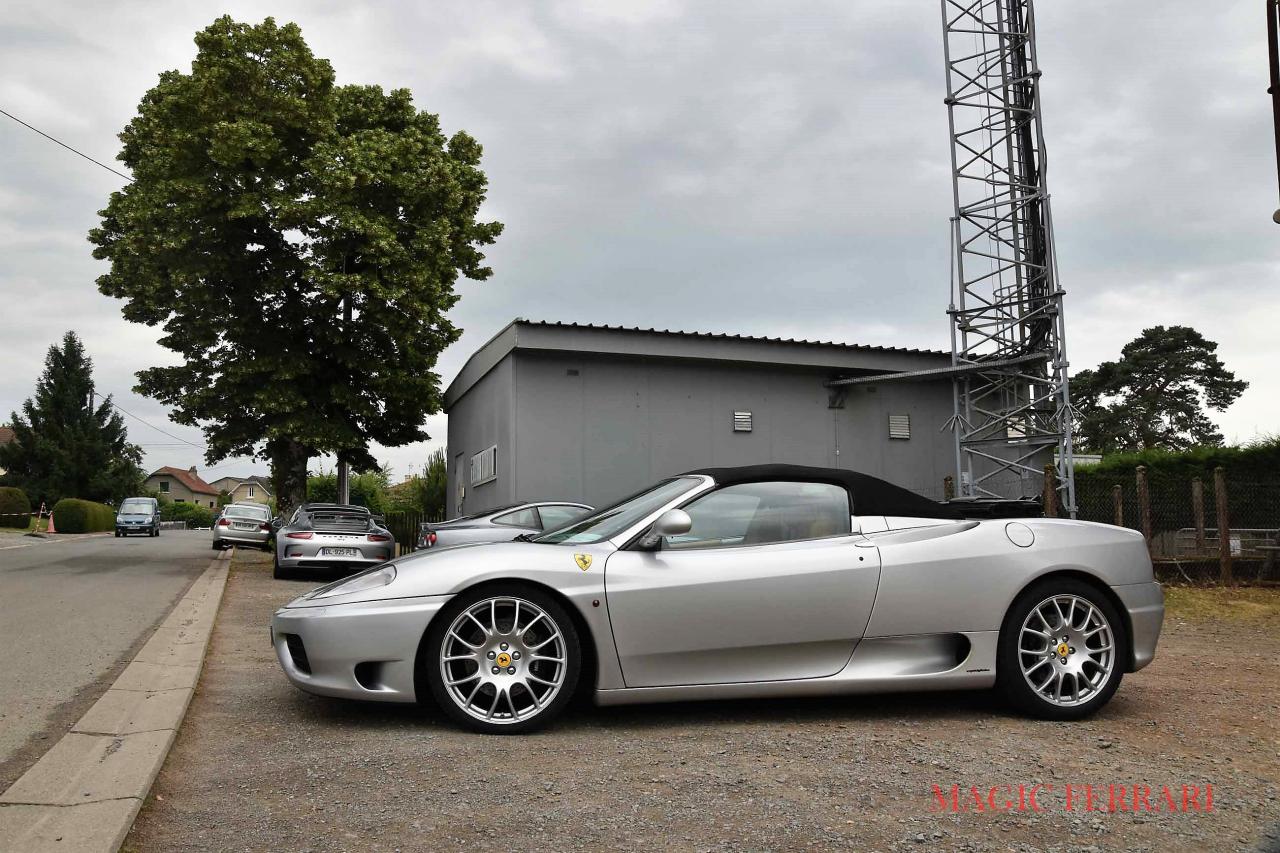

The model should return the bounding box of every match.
[417,501,593,550]
[212,503,273,551]
[115,497,160,538]
[271,463,1164,734]
[273,503,395,580]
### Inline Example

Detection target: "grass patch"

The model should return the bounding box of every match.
[1163,585,1280,624]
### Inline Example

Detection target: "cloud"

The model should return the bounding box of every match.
[0,0,1275,484]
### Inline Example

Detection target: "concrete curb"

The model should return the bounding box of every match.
[0,551,232,852]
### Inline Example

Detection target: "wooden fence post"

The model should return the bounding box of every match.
[1042,464,1058,518]
[1112,485,1123,527]
[1215,466,1232,584]
[1191,477,1206,553]
[943,475,955,501]
[1135,465,1152,546]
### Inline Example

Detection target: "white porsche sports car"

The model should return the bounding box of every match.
[271,464,1163,734]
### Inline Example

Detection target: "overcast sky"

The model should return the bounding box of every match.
[1,1,1276,484]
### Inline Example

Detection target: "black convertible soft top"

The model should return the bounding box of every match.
[683,464,967,519]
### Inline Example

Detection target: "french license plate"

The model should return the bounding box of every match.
[321,547,360,558]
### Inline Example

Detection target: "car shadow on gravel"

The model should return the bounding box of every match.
[280,680,1128,736]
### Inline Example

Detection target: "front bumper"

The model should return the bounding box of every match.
[116,521,155,534]
[271,594,450,703]
[1113,581,1164,672]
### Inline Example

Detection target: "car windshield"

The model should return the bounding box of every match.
[532,478,700,545]
[119,500,152,514]
[225,505,270,520]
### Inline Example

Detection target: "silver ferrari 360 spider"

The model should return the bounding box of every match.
[271,464,1163,734]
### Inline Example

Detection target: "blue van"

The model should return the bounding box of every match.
[115,497,160,537]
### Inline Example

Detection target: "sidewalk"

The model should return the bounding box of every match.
[0,552,230,851]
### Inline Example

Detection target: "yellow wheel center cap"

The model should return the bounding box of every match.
[496,652,512,668]
[1056,642,1070,658]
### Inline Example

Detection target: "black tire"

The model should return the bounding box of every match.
[421,584,581,735]
[997,577,1127,721]
[115,530,122,538]
[211,539,222,551]
[272,550,292,580]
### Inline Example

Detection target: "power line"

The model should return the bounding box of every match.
[0,106,133,183]
[92,392,206,449]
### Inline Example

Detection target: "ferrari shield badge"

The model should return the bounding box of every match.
[574,553,593,571]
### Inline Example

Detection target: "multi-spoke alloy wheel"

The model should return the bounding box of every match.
[1018,594,1115,707]
[998,580,1126,720]
[424,587,580,734]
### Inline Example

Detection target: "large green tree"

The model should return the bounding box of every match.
[1071,325,1247,453]
[0,332,143,506]
[89,17,501,515]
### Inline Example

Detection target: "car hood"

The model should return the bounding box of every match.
[282,539,617,609]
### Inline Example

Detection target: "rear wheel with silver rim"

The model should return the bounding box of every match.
[998,578,1126,720]
[423,586,580,734]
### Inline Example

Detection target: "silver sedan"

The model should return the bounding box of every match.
[417,501,593,550]
[212,503,273,550]
[273,503,395,580]
[271,464,1163,735]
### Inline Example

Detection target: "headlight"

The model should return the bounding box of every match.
[308,565,397,600]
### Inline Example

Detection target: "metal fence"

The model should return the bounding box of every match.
[383,510,444,556]
[1075,468,1280,584]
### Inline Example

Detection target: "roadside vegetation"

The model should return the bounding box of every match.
[89,16,501,516]
[0,332,143,508]
[1163,584,1280,624]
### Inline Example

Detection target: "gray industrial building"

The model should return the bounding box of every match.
[442,319,959,518]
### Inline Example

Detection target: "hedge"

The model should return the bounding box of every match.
[160,501,216,529]
[52,498,116,533]
[0,487,30,529]
[1076,437,1280,484]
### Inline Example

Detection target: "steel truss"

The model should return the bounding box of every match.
[940,0,1076,514]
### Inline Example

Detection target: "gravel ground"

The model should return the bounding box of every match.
[126,551,1280,852]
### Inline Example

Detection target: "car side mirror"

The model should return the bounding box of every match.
[638,509,693,551]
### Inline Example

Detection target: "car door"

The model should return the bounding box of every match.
[604,480,882,687]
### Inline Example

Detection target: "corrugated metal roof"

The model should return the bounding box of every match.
[513,318,946,357]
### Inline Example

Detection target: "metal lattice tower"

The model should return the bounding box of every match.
[940,0,1076,514]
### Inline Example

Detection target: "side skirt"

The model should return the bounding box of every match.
[594,631,998,707]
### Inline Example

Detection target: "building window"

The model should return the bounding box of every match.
[888,414,911,440]
[733,411,753,432]
[247,484,256,498]
[470,445,498,487]
[159,481,170,493]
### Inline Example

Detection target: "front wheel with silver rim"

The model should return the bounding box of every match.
[422,586,581,734]
[997,578,1127,720]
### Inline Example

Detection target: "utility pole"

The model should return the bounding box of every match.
[1267,0,1280,221]
[337,261,352,505]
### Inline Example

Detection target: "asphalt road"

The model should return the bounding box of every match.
[0,529,212,788]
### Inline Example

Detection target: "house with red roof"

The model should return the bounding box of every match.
[0,426,13,475]
[143,465,220,508]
